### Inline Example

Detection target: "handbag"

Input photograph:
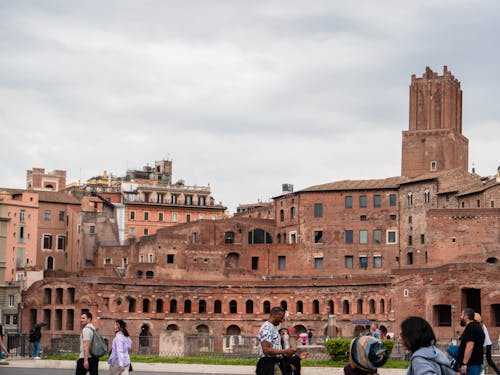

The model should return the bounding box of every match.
[129,363,133,372]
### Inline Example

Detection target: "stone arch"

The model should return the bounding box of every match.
[343,300,350,314]
[226,324,241,335]
[196,324,209,334]
[225,252,240,268]
[166,324,179,331]
[369,299,376,314]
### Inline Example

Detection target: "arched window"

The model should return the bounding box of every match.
[136,270,143,279]
[312,300,320,314]
[248,229,273,244]
[166,324,179,331]
[184,299,192,313]
[277,233,282,243]
[407,192,413,206]
[290,207,296,219]
[128,297,136,313]
[246,300,254,314]
[224,231,235,244]
[146,270,154,279]
[46,256,54,270]
[296,300,304,313]
[327,300,334,314]
[170,299,177,313]
[343,300,350,314]
[380,299,385,314]
[424,189,430,203]
[156,299,163,313]
[142,298,150,313]
[226,325,241,335]
[229,300,237,314]
[280,300,288,311]
[280,209,285,221]
[196,324,209,334]
[199,299,207,314]
[214,300,222,314]
[225,253,240,268]
[263,300,271,314]
[369,299,376,314]
[357,299,363,314]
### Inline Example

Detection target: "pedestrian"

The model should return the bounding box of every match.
[370,324,381,339]
[307,329,313,345]
[344,335,388,375]
[108,320,132,375]
[279,328,308,375]
[400,316,455,375]
[353,325,367,337]
[256,306,296,375]
[29,324,43,359]
[0,324,9,365]
[76,311,99,375]
[474,313,499,375]
[456,308,485,375]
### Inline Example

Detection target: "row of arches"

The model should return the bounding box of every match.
[122,296,389,315]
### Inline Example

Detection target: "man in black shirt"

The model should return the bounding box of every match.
[457,308,485,375]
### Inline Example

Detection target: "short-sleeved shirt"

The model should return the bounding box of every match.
[79,323,95,359]
[258,321,282,358]
[458,321,485,365]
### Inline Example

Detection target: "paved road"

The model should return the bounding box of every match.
[0,369,219,375]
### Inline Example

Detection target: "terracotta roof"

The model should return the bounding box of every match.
[300,176,407,192]
[456,178,499,197]
[36,191,81,204]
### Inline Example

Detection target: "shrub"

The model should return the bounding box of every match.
[325,338,351,361]
[325,338,395,362]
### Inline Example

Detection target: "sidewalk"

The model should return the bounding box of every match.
[7,358,407,374]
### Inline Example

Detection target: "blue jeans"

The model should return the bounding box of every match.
[33,341,41,357]
[463,364,483,375]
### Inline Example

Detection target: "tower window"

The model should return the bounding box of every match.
[430,161,437,171]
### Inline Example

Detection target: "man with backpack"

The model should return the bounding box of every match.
[76,312,99,375]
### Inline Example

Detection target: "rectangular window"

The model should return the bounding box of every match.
[185,195,193,205]
[345,230,353,244]
[345,196,353,209]
[359,256,368,269]
[421,234,425,244]
[373,255,382,268]
[314,203,323,217]
[314,230,323,244]
[44,210,51,221]
[408,235,413,246]
[122,257,128,267]
[278,256,286,270]
[359,230,368,244]
[144,212,149,221]
[57,235,66,250]
[408,216,412,224]
[172,212,178,222]
[43,234,53,249]
[8,295,15,307]
[129,227,135,235]
[211,215,216,220]
[198,196,206,205]
[186,214,191,223]
[360,215,367,221]
[20,209,26,222]
[289,232,297,244]
[252,256,259,270]
[199,213,205,220]
[345,256,353,269]
[19,226,25,242]
[374,195,381,208]
[143,228,149,235]
[171,195,178,204]
[130,211,136,220]
[158,212,164,221]
[387,230,397,244]
[390,214,397,220]
[148,253,154,263]
[373,230,382,244]
[58,211,65,221]
[167,254,174,264]
[359,195,367,208]
[389,194,397,206]
[139,255,144,263]
[314,257,323,269]
[89,225,95,234]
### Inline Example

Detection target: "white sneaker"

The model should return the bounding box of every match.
[34,357,41,360]
[0,359,9,365]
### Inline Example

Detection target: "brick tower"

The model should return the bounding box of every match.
[401,66,469,177]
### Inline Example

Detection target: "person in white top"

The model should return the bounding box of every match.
[475,313,500,375]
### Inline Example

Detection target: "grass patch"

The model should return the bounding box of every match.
[43,354,409,369]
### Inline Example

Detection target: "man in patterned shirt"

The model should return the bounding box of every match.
[256,307,296,375]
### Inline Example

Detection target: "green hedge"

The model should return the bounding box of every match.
[325,338,394,362]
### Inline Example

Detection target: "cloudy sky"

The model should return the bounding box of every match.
[1,1,499,212]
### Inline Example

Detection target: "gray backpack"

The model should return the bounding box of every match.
[87,327,108,358]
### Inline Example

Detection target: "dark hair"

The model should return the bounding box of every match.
[82,311,93,320]
[463,308,475,320]
[400,316,436,352]
[353,325,367,337]
[270,306,284,315]
[115,319,129,337]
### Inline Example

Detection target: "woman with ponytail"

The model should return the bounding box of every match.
[108,320,132,375]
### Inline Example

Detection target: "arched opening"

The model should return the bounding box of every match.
[156,299,163,313]
[229,300,237,314]
[246,300,254,314]
[369,299,376,314]
[226,325,241,335]
[296,300,304,313]
[196,324,209,334]
[166,324,179,331]
[128,297,136,312]
[146,270,154,279]
[486,257,498,264]
[184,299,192,313]
[224,231,235,244]
[380,299,385,314]
[169,299,177,313]
[357,299,363,314]
[139,324,151,348]
[46,256,54,270]
[327,300,334,314]
[142,298,150,313]
[312,300,320,314]
[280,300,288,311]
[214,300,222,314]
[136,270,143,279]
[263,300,271,314]
[225,252,240,268]
[199,299,207,314]
[343,300,350,314]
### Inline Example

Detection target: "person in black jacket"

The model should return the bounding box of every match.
[29,326,43,359]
